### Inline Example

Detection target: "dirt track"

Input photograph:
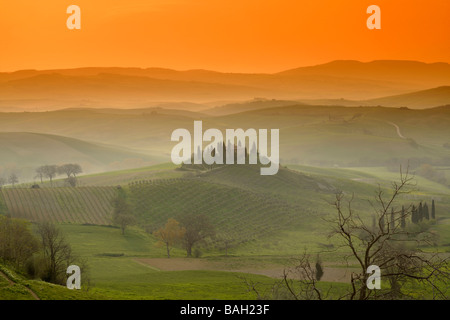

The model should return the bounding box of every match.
[134,258,358,283]
[0,270,40,300]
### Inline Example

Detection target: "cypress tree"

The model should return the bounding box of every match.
[400,205,406,229]
[418,202,423,222]
[423,202,430,220]
[431,199,436,220]
[411,205,417,224]
[315,255,324,281]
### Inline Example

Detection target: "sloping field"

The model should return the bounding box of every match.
[129,177,311,244]
[0,187,117,225]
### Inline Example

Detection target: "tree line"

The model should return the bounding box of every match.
[0,216,82,285]
[411,200,436,224]
[35,163,82,187]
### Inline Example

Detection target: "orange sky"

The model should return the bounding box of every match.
[1,0,449,73]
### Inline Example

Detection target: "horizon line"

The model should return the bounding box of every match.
[1,59,449,75]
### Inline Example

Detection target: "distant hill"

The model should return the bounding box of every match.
[1,104,450,170]
[363,86,450,108]
[0,132,160,177]
[213,87,450,113]
[297,86,450,109]
[202,98,300,115]
[1,60,449,111]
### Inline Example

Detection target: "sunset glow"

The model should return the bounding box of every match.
[1,0,449,72]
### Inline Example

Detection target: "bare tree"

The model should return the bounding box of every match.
[242,169,449,300]
[326,169,449,300]
[281,252,330,300]
[35,221,74,285]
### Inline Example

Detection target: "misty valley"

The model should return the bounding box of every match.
[0,62,449,301]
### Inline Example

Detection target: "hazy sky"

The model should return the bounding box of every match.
[1,0,449,73]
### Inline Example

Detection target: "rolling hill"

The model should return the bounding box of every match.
[1,104,450,171]
[1,60,449,112]
[363,86,450,109]
[0,132,162,178]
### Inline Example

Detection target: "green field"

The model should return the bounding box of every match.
[1,161,449,300]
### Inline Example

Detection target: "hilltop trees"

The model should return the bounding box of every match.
[58,163,82,179]
[154,218,186,258]
[58,163,82,187]
[40,165,58,186]
[34,163,83,187]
